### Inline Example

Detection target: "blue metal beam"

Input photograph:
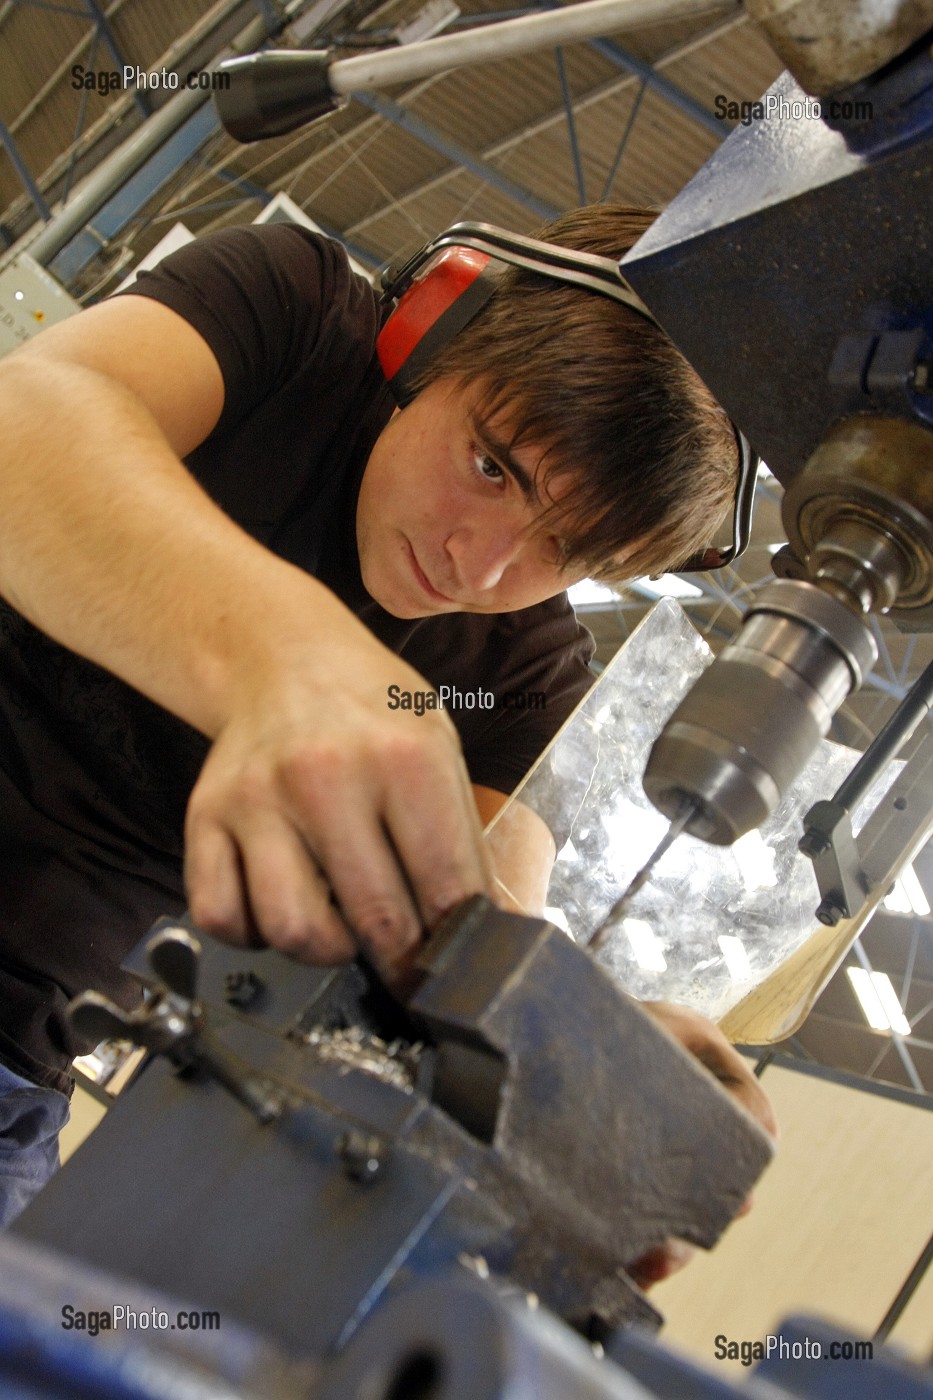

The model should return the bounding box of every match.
[351,90,559,222]
[587,33,726,140]
[49,100,220,284]
[0,119,51,221]
[555,47,586,204]
[600,77,646,202]
[83,0,151,118]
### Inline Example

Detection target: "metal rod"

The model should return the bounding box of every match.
[328,0,727,94]
[835,660,933,815]
[588,799,697,951]
[874,1228,933,1344]
[0,119,52,222]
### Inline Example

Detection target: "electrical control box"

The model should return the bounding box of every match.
[0,253,78,358]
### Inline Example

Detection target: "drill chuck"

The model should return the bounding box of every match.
[643,581,877,844]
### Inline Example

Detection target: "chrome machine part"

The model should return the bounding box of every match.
[643,580,877,845]
[644,416,933,846]
[783,415,933,626]
[744,0,933,96]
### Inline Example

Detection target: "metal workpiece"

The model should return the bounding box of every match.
[412,898,774,1262]
[19,899,773,1355]
[312,1271,645,1400]
[643,582,877,845]
[783,417,933,625]
[743,0,933,96]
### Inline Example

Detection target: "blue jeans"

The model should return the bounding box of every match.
[0,1060,70,1228]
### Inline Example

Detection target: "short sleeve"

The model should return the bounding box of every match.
[116,224,379,439]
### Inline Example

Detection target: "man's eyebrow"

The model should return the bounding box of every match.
[471,415,540,502]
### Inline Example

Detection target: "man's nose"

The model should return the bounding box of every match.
[445,523,526,594]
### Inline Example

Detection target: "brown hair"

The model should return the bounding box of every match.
[415,205,737,580]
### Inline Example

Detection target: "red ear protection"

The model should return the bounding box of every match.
[377,245,496,406]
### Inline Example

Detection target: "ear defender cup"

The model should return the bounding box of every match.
[377,246,498,406]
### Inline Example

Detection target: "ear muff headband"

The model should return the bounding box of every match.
[377,221,662,405]
[376,219,758,572]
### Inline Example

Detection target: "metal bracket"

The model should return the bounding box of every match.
[68,927,293,1124]
[801,659,933,923]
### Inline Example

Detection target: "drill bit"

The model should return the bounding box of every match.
[587,799,698,953]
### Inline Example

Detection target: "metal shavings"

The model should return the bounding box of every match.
[301,1025,423,1093]
[458,1253,490,1280]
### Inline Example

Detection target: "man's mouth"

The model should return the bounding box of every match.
[406,542,454,604]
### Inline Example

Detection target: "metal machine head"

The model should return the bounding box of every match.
[623,5,933,846]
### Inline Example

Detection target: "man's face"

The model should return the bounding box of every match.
[357,377,593,619]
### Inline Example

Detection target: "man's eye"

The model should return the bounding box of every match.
[472,447,505,483]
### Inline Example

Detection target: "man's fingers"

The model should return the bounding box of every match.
[184,819,252,943]
[692,1039,778,1139]
[185,807,356,963]
[627,1239,696,1290]
[641,1000,779,1141]
[282,725,493,970]
[307,795,436,974]
[184,685,495,971]
[380,738,494,929]
[235,815,357,964]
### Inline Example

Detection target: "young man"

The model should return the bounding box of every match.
[0,205,769,1225]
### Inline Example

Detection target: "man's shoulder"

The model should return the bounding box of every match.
[128,220,371,310]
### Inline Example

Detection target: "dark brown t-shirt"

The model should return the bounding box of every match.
[0,224,594,1093]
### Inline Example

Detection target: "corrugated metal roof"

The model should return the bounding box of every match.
[1,0,777,271]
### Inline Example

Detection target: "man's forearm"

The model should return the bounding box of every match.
[0,355,361,738]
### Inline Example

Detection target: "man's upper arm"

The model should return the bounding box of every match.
[14,294,225,460]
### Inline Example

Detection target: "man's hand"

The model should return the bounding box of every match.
[184,628,494,980]
[641,1000,778,1137]
[627,1000,777,1289]
[0,302,493,981]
